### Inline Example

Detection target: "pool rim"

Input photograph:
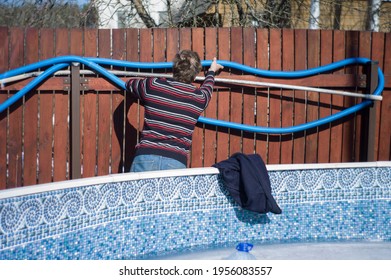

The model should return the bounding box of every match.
[1,161,390,200]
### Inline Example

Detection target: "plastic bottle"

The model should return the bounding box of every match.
[224,242,257,260]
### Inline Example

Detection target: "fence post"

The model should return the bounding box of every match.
[70,63,81,179]
[360,61,378,162]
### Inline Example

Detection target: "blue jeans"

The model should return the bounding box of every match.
[130,154,186,172]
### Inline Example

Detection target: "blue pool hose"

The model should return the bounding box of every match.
[0,56,385,134]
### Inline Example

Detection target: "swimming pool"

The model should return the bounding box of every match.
[0,161,390,260]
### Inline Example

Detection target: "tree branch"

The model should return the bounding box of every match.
[131,0,157,28]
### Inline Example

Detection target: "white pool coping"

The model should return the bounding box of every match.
[0,161,390,200]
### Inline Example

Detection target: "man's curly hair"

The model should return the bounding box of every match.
[172,50,202,84]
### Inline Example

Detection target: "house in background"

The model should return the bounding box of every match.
[96,0,391,32]
[96,0,184,28]
[293,0,391,31]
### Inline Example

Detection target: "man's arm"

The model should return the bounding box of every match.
[125,78,146,101]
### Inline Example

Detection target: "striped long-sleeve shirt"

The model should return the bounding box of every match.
[125,71,216,166]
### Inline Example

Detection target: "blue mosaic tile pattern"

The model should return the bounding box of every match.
[0,166,390,259]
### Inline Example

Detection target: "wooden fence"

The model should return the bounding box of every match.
[0,27,390,189]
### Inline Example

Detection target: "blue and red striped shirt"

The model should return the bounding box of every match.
[125,71,216,166]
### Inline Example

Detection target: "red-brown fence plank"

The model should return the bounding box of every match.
[216,28,230,163]
[23,28,39,186]
[203,28,218,167]
[371,32,385,161]
[179,28,191,51]
[229,27,243,156]
[378,33,391,160]
[349,31,363,161]
[70,28,82,56]
[166,28,179,62]
[53,29,69,182]
[125,28,140,172]
[0,27,9,189]
[318,30,333,163]
[97,29,111,176]
[330,30,345,163]
[305,29,320,163]
[111,29,126,173]
[255,29,269,161]
[82,29,98,178]
[268,28,282,164]
[191,28,205,167]
[38,29,55,184]
[281,29,294,164]
[8,28,24,187]
[357,31,372,162]
[242,28,256,155]
[342,31,359,162]
[293,29,307,164]
[153,28,166,62]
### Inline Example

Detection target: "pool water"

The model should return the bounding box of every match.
[154,241,391,260]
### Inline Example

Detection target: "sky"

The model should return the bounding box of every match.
[71,0,91,6]
[76,0,90,5]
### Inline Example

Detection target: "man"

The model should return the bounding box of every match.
[126,50,224,172]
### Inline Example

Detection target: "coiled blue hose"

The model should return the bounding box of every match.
[0,56,385,134]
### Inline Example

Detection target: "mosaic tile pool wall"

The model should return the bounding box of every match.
[0,163,390,259]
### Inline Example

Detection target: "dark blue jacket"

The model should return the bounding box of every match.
[213,153,282,214]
